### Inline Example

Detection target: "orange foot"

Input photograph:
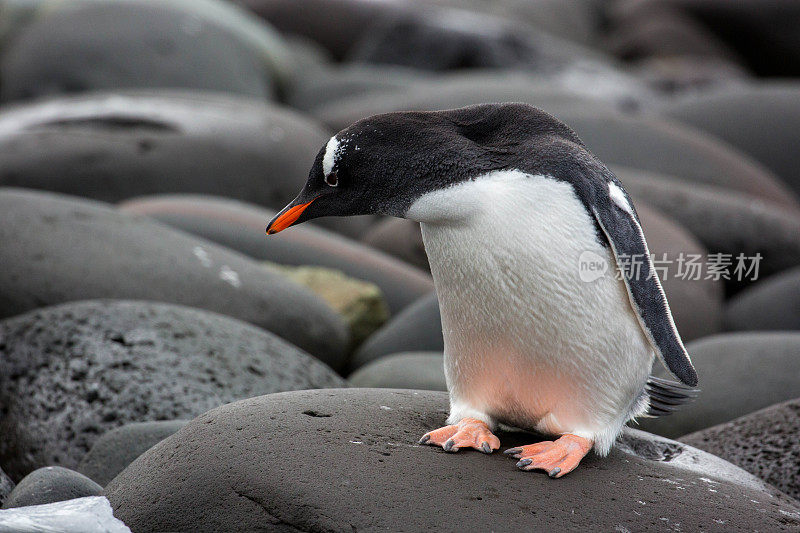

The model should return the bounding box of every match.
[504,434,593,478]
[419,417,501,454]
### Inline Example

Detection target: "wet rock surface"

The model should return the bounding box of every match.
[0,188,349,362]
[0,300,345,480]
[681,397,800,501]
[1,467,102,509]
[105,389,800,532]
[640,333,800,438]
[118,194,432,314]
[78,421,189,488]
[0,91,331,211]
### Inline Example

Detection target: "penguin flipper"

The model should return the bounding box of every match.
[589,189,698,387]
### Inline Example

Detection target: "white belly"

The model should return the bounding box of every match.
[407,170,653,451]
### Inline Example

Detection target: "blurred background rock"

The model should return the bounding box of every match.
[0,0,799,528]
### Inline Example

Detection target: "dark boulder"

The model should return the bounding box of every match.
[638,333,800,438]
[352,292,443,371]
[0,467,12,508]
[0,300,345,480]
[680,397,800,500]
[0,188,348,362]
[724,267,800,332]
[662,83,800,196]
[105,389,800,532]
[0,91,331,212]
[118,194,433,314]
[0,0,291,102]
[1,467,102,509]
[78,421,188,488]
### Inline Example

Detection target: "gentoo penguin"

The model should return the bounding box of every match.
[266,103,698,477]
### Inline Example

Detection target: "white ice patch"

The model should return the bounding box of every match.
[322,135,340,176]
[608,182,632,215]
[0,496,132,533]
[193,246,212,268]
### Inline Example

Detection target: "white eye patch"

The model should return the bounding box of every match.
[322,135,340,177]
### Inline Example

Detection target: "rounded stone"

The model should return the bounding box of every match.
[352,292,443,371]
[559,110,799,209]
[639,333,800,439]
[661,83,800,196]
[348,352,446,391]
[618,167,800,283]
[118,194,433,314]
[0,188,349,362]
[724,267,800,332]
[0,300,345,480]
[315,72,649,133]
[78,421,189,488]
[0,0,291,102]
[1,467,102,509]
[361,217,429,271]
[105,389,800,532]
[0,91,332,213]
[680,397,800,500]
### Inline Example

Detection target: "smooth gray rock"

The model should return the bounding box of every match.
[352,292,442,371]
[0,91,331,212]
[1,467,102,509]
[78,421,189,488]
[618,167,800,283]
[662,83,800,196]
[348,352,446,390]
[118,194,433,315]
[559,110,799,209]
[0,300,345,480]
[0,188,348,363]
[0,0,291,102]
[0,467,12,508]
[638,333,800,438]
[724,268,800,332]
[105,389,800,532]
[680,397,800,500]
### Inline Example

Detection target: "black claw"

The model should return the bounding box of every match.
[549,467,561,478]
[480,442,491,454]
[504,448,522,455]
[443,439,455,452]
[516,458,532,468]
[418,435,430,444]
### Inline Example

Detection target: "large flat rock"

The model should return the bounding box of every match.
[0,0,291,102]
[0,91,331,212]
[0,300,345,480]
[119,194,433,314]
[0,188,348,363]
[680,397,800,501]
[639,332,800,438]
[105,389,800,532]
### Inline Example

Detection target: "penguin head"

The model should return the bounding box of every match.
[266,103,580,234]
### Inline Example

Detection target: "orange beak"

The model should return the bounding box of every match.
[266,199,315,235]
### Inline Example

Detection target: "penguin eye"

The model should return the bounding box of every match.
[325,171,339,187]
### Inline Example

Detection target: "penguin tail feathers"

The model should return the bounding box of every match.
[644,376,700,417]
